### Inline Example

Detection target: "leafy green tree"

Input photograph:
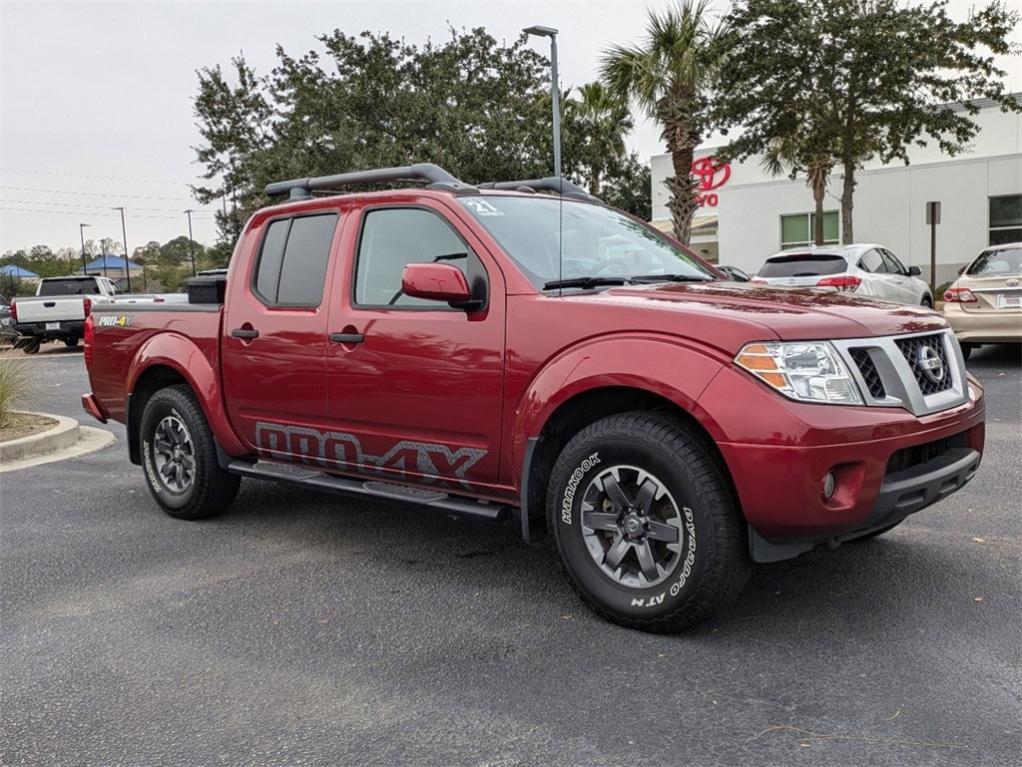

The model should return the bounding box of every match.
[715,0,1020,243]
[601,0,726,244]
[761,135,835,246]
[193,28,557,245]
[601,154,653,220]
[565,82,634,196]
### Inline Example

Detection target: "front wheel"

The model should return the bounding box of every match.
[140,384,240,520]
[547,412,750,633]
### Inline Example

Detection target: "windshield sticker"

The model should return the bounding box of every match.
[463,199,504,217]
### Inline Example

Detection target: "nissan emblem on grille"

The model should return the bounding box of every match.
[918,345,945,383]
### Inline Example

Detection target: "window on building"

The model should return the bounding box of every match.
[253,212,338,307]
[989,195,1022,246]
[780,211,840,249]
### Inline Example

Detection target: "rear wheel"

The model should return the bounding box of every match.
[64,336,79,348]
[921,295,933,309]
[547,412,750,633]
[960,343,974,361]
[140,384,240,520]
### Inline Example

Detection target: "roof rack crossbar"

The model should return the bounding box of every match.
[265,163,468,200]
[477,177,598,201]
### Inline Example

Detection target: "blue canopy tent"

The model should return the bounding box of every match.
[1,264,40,297]
[0,264,39,279]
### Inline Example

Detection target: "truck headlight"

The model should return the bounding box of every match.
[735,342,863,405]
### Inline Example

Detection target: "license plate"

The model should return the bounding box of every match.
[996,293,1021,309]
[45,321,60,330]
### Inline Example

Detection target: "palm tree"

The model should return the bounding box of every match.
[762,136,834,246]
[569,82,634,196]
[601,0,725,243]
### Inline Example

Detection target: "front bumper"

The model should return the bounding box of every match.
[943,303,1022,344]
[698,364,985,560]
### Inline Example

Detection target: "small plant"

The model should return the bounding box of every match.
[0,357,31,429]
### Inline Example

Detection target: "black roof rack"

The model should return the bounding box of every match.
[477,177,598,202]
[264,163,474,200]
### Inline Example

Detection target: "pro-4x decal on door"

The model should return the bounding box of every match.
[254,422,486,489]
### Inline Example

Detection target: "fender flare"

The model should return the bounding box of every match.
[126,332,247,460]
[510,333,731,486]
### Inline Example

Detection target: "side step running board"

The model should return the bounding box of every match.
[227,460,511,523]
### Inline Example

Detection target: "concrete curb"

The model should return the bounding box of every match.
[0,411,80,463]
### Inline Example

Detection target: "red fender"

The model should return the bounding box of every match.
[510,334,729,486]
[127,332,247,457]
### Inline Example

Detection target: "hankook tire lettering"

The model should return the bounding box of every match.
[561,452,600,524]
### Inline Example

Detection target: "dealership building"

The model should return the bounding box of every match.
[650,96,1021,285]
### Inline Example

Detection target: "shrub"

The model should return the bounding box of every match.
[0,357,31,428]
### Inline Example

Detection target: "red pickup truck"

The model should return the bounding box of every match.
[82,164,985,632]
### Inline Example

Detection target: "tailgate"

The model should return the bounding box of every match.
[15,297,85,323]
[960,276,1022,313]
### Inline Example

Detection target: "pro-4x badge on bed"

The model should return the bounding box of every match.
[97,314,130,327]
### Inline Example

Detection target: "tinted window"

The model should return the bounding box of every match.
[254,219,290,302]
[880,249,907,275]
[858,249,884,273]
[355,208,472,307]
[277,215,337,305]
[254,213,337,307]
[39,278,102,296]
[758,254,847,278]
[967,247,1022,276]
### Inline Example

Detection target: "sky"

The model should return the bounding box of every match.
[1,0,1020,254]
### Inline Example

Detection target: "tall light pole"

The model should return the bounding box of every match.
[523,25,561,179]
[79,223,90,273]
[183,209,197,276]
[112,206,133,292]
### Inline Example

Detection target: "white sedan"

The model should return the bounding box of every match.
[751,244,933,307]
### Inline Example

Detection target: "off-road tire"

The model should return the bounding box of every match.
[547,411,750,633]
[64,337,79,348]
[140,384,239,520]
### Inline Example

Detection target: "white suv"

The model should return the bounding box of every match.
[752,244,933,307]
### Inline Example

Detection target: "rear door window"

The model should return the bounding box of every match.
[253,213,338,307]
[857,249,885,273]
[758,255,847,278]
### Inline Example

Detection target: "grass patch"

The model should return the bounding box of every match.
[0,357,33,429]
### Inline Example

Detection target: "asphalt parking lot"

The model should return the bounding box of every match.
[1,343,1019,767]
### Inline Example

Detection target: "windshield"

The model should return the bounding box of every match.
[967,247,1022,276]
[459,196,714,289]
[758,254,847,278]
[39,278,102,296]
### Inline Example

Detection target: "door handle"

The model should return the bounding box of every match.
[231,328,260,339]
[329,332,364,344]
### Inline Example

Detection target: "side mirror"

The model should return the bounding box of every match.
[401,263,473,306]
[907,266,921,276]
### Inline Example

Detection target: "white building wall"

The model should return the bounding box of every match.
[651,98,1022,284]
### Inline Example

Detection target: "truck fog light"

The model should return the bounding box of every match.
[822,472,836,501]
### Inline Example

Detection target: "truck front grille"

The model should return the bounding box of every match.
[895,334,953,396]
[832,329,967,417]
[849,349,885,398]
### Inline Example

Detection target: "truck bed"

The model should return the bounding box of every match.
[86,303,225,424]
